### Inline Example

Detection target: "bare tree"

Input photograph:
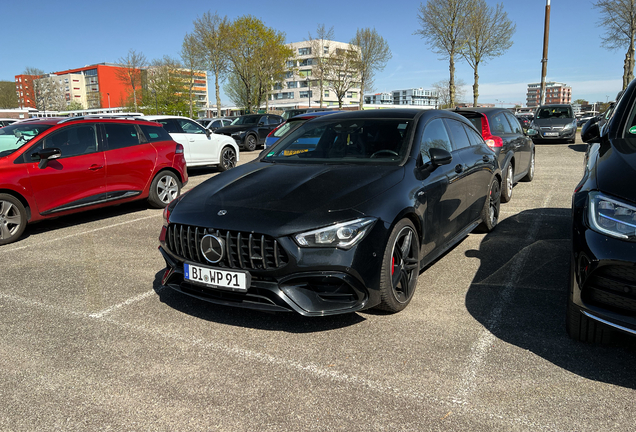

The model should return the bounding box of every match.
[181,32,205,118]
[415,0,473,108]
[432,78,467,108]
[193,12,230,116]
[324,48,360,109]
[116,49,147,111]
[594,0,636,89]
[307,24,335,108]
[350,28,392,109]
[145,56,189,115]
[461,0,515,106]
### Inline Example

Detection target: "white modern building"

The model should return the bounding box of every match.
[364,88,438,108]
[526,81,572,107]
[268,40,361,109]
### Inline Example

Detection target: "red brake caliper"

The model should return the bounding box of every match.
[391,256,395,275]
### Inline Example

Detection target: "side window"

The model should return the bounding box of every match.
[465,126,486,147]
[269,116,282,125]
[420,118,452,164]
[444,118,471,150]
[259,116,268,125]
[503,112,522,134]
[104,123,141,150]
[177,119,206,134]
[139,124,172,142]
[32,124,99,159]
[156,119,183,134]
[212,120,221,128]
[490,113,513,134]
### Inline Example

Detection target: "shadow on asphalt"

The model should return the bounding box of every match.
[568,144,588,152]
[464,208,636,389]
[152,271,366,333]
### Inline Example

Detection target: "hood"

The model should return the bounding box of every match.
[596,138,636,203]
[214,125,253,134]
[533,118,575,128]
[169,161,404,236]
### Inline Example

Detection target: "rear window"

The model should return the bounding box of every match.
[139,124,172,142]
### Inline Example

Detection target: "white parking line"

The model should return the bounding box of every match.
[0,214,160,254]
[88,288,163,318]
[453,190,554,406]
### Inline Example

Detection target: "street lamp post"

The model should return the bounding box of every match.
[107,92,110,109]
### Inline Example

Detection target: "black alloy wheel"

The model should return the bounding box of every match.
[477,178,500,233]
[521,150,535,182]
[0,194,27,246]
[218,146,237,172]
[377,219,420,312]
[244,134,257,151]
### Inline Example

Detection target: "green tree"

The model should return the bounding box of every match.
[63,101,84,111]
[461,0,515,107]
[594,0,636,90]
[573,99,588,105]
[432,78,467,108]
[193,12,230,116]
[350,28,392,109]
[224,15,293,112]
[144,56,189,116]
[415,0,472,108]
[0,81,18,108]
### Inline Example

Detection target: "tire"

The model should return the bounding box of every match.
[148,171,181,209]
[0,194,27,246]
[476,177,500,233]
[501,163,514,203]
[218,146,237,172]
[566,298,613,344]
[376,219,420,313]
[521,150,535,182]
[243,134,257,152]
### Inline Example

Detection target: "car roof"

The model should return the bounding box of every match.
[307,108,424,120]
[537,104,572,108]
[290,111,340,120]
[455,107,510,115]
[141,115,191,120]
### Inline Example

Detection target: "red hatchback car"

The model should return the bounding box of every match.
[0,116,187,245]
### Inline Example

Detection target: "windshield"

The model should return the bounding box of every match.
[263,118,412,165]
[231,115,260,126]
[536,106,574,119]
[0,123,52,157]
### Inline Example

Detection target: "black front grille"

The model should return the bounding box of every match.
[584,265,636,314]
[166,223,288,270]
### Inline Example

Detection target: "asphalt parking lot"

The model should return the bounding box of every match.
[2,134,636,431]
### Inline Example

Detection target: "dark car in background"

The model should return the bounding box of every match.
[568,79,636,343]
[214,114,283,151]
[198,117,233,131]
[0,117,187,245]
[456,107,535,202]
[531,104,577,143]
[281,108,336,120]
[158,109,501,316]
[264,111,339,149]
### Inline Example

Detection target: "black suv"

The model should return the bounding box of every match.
[214,114,283,151]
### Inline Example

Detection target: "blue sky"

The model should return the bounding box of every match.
[2,0,623,107]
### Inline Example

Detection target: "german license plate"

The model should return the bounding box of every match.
[184,262,250,292]
[543,132,558,137]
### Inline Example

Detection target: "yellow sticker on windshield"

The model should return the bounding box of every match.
[283,149,309,156]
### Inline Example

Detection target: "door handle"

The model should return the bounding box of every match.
[89,164,104,171]
[454,164,463,173]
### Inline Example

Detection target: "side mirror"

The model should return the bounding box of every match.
[581,117,600,143]
[205,128,211,137]
[32,148,62,169]
[429,147,452,166]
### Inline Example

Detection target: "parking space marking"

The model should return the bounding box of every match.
[88,288,163,319]
[0,214,160,254]
[453,189,554,406]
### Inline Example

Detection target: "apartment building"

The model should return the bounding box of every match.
[14,74,40,109]
[269,40,361,108]
[364,88,438,107]
[526,81,572,107]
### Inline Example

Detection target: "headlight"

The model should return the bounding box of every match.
[563,121,576,131]
[588,192,636,240]
[294,217,377,249]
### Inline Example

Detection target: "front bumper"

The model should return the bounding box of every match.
[570,209,636,335]
[157,223,388,316]
[534,127,576,141]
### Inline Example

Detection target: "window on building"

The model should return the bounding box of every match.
[324,90,330,97]
[298,59,313,66]
[298,47,311,55]
[299,91,313,99]
[287,81,298,88]
[323,46,329,54]
[286,60,296,68]
[285,71,293,79]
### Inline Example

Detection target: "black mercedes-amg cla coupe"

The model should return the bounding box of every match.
[158,109,501,316]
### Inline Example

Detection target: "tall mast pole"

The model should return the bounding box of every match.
[540,0,551,106]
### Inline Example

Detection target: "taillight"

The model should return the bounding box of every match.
[485,136,503,148]
[162,204,171,225]
[175,143,184,154]
[268,122,285,138]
